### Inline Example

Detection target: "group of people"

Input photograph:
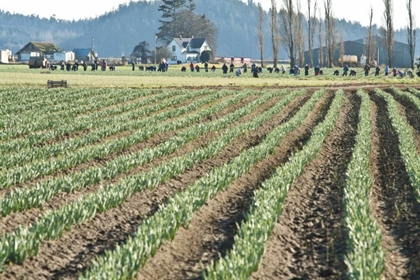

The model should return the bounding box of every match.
[55,59,112,71]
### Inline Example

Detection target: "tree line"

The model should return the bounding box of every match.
[258,0,416,68]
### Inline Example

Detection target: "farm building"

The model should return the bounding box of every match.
[15,42,61,62]
[53,51,75,62]
[304,37,412,68]
[0,49,13,63]
[167,37,212,64]
[73,48,98,63]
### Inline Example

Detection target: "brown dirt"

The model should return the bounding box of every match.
[0,94,257,235]
[134,91,334,280]
[250,91,359,279]
[369,92,420,280]
[2,86,420,280]
[1,92,307,279]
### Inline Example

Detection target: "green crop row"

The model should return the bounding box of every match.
[80,89,325,279]
[375,89,420,199]
[0,89,208,168]
[0,91,222,188]
[203,89,343,279]
[0,89,256,216]
[1,88,158,137]
[0,89,301,266]
[343,90,384,279]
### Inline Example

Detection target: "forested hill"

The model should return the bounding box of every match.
[0,0,418,58]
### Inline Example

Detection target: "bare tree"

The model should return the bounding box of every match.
[307,0,317,67]
[270,0,280,68]
[257,2,264,67]
[407,0,416,68]
[339,29,345,66]
[381,0,394,66]
[280,0,296,67]
[317,7,324,67]
[365,8,376,66]
[324,0,336,68]
[295,0,305,67]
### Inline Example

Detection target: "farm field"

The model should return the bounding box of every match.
[0,64,418,89]
[0,66,420,279]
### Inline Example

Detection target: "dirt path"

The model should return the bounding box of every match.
[369,92,420,279]
[134,91,334,280]
[250,91,359,279]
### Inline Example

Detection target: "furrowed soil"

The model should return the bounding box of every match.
[251,90,359,279]
[134,91,334,280]
[369,91,420,279]
[2,86,420,280]
[1,91,310,279]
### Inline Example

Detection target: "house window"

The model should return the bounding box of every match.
[171,56,177,61]
[172,45,176,52]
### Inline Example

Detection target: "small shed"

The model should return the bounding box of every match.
[0,49,12,63]
[16,42,61,62]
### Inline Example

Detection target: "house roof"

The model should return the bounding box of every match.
[188,38,206,49]
[16,41,61,54]
[73,48,93,57]
[173,38,192,49]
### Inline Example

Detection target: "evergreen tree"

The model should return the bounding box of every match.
[157,0,188,43]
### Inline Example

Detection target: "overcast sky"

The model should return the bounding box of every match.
[0,0,417,29]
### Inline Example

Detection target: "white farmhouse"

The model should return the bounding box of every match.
[167,37,212,64]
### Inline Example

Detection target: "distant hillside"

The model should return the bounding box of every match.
[0,0,419,59]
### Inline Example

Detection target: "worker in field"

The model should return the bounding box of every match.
[407,68,414,78]
[364,64,371,76]
[392,67,398,77]
[190,61,194,72]
[280,65,286,74]
[304,64,309,76]
[375,66,380,76]
[235,67,242,77]
[229,62,234,73]
[384,65,389,76]
[342,65,349,76]
[204,61,209,72]
[222,63,228,74]
[243,63,248,73]
[314,65,320,76]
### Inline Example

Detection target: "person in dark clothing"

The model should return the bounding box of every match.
[364,64,371,76]
[252,66,259,78]
[229,63,234,73]
[204,62,209,72]
[375,66,380,76]
[304,64,309,76]
[314,65,320,76]
[342,65,349,76]
[131,61,135,71]
[222,63,228,74]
